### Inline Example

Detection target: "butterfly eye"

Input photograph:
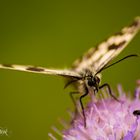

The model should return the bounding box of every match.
[87,77,95,87]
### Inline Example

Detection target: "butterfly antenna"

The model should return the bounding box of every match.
[95,54,139,75]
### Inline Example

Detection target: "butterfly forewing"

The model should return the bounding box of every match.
[72,17,140,73]
[0,64,81,79]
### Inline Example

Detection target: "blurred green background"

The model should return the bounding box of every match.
[0,0,140,139]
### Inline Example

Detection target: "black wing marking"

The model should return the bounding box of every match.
[72,17,140,73]
[0,64,81,79]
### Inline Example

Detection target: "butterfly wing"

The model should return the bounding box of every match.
[1,17,140,84]
[0,64,81,79]
[72,17,140,73]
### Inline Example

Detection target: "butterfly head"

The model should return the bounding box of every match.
[84,70,100,90]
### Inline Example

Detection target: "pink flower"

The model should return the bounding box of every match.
[49,81,140,140]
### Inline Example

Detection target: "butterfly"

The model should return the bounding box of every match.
[0,17,140,127]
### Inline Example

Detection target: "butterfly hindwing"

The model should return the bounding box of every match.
[72,17,140,73]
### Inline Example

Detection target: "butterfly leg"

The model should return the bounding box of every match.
[69,91,80,123]
[79,88,88,128]
[69,91,79,107]
[99,83,120,102]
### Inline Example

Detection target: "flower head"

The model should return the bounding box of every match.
[62,81,140,140]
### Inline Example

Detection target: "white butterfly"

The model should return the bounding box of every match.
[0,17,140,126]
